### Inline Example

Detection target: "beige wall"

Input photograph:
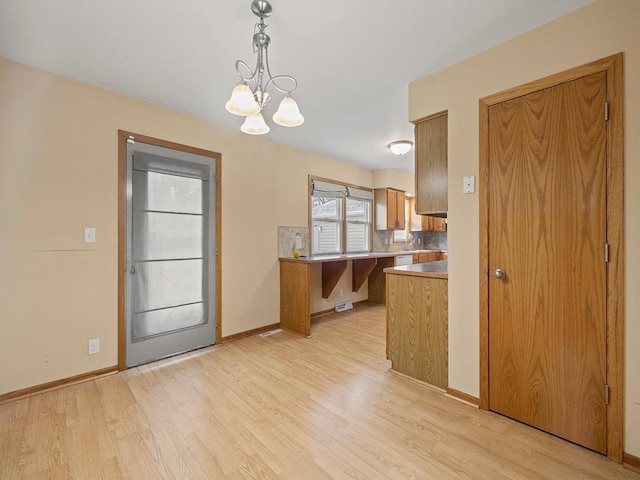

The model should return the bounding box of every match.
[0,56,374,395]
[372,168,415,195]
[310,262,369,314]
[409,0,640,456]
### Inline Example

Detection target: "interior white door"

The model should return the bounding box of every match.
[126,140,216,367]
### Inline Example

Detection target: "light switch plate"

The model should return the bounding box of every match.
[463,176,475,194]
[84,227,96,243]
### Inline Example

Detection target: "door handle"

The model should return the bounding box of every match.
[494,268,506,279]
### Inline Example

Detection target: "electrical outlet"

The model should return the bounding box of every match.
[339,288,344,297]
[88,338,100,355]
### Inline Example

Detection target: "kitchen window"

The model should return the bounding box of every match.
[310,178,372,254]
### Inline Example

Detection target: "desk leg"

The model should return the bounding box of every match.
[280,262,311,336]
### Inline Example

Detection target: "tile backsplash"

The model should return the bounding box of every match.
[372,230,447,252]
[278,226,309,258]
[279,226,446,257]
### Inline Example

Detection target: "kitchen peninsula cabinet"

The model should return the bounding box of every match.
[415,112,447,216]
[374,188,405,230]
[385,261,448,389]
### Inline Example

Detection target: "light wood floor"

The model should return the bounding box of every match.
[0,303,636,479]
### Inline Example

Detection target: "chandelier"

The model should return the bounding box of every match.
[225,0,304,135]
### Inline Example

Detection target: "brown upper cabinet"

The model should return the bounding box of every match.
[374,188,406,230]
[409,197,447,232]
[414,112,448,216]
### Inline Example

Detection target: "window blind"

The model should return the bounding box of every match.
[346,186,374,201]
[311,179,347,198]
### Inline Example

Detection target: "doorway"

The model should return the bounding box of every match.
[118,131,222,368]
[478,54,624,460]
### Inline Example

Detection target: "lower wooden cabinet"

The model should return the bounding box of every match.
[386,273,448,388]
[412,252,442,264]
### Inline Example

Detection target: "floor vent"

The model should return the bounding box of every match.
[335,301,354,313]
[259,328,283,337]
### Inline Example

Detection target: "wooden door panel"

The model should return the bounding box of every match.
[387,189,397,229]
[396,190,406,230]
[488,72,607,452]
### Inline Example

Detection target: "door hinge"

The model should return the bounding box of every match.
[605,385,610,405]
[604,102,609,121]
[605,243,609,263]
[126,136,135,145]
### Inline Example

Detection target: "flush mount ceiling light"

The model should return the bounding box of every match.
[225,0,304,135]
[387,140,414,155]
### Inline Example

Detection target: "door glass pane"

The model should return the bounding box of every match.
[133,171,203,214]
[132,302,206,341]
[133,259,204,313]
[133,212,203,260]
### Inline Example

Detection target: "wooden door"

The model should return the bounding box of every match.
[488,72,607,453]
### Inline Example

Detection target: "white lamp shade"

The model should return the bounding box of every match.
[387,140,413,155]
[273,95,304,127]
[225,83,261,116]
[240,113,270,135]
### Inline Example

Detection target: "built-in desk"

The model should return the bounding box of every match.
[279,251,441,336]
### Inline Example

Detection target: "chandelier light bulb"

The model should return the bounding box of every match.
[273,95,304,127]
[387,140,414,155]
[240,113,270,135]
[225,82,261,116]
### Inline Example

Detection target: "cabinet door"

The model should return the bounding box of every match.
[410,198,427,231]
[375,188,406,230]
[396,190,406,230]
[386,189,397,229]
[427,216,447,232]
[415,113,448,215]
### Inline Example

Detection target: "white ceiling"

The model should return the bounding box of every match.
[0,0,594,175]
